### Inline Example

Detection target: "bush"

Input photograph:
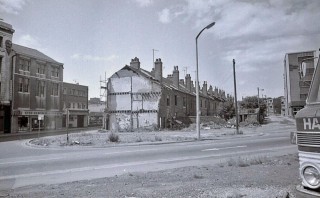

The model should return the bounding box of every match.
[154,136,162,142]
[108,132,119,142]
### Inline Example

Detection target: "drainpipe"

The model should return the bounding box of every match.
[11,50,16,133]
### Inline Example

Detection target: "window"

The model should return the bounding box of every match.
[300,94,308,100]
[18,78,23,92]
[82,104,86,109]
[19,59,30,71]
[63,88,67,94]
[24,79,29,92]
[67,103,71,108]
[200,100,202,108]
[72,89,76,95]
[51,67,59,77]
[183,97,186,107]
[37,63,45,74]
[36,81,45,96]
[205,100,207,108]
[167,95,170,106]
[0,36,3,47]
[174,95,178,106]
[72,103,75,108]
[51,83,59,96]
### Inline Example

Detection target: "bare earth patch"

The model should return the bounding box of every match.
[9,154,300,198]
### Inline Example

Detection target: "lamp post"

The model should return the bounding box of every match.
[196,21,215,140]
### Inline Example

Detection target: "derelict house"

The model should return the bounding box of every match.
[107,57,228,132]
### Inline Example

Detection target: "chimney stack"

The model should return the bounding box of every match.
[154,58,163,83]
[185,74,191,92]
[202,81,208,96]
[172,66,179,89]
[167,74,173,82]
[208,85,213,95]
[130,57,140,70]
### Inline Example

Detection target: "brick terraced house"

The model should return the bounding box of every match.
[107,57,230,132]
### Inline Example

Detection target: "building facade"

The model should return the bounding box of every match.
[88,97,105,127]
[62,82,89,128]
[11,44,64,132]
[107,57,228,132]
[0,20,89,133]
[283,50,317,117]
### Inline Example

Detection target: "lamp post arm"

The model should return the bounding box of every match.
[196,27,206,40]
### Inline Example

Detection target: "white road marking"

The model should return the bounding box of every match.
[0,157,63,165]
[202,145,247,151]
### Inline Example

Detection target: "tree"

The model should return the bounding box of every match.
[217,100,235,121]
[240,96,267,123]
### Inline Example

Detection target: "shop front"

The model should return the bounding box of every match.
[12,110,63,132]
[63,109,89,128]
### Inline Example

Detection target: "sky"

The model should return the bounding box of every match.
[1,0,320,100]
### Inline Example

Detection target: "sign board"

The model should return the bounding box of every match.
[38,114,44,120]
[296,117,320,131]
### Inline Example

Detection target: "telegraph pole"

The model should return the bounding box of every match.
[233,59,239,134]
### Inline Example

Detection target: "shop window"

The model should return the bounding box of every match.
[18,116,29,130]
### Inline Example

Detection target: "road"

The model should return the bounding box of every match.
[0,117,297,191]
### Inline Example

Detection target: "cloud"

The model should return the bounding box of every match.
[0,0,26,15]
[71,54,119,62]
[15,34,42,49]
[133,0,153,7]
[158,8,171,24]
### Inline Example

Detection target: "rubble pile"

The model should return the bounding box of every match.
[239,116,260,127]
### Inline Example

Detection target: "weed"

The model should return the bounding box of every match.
[226,156,268,167]
[154,136,162,142]
[227,191,246,198]
[108,132,119,142]
[136,137,143,142]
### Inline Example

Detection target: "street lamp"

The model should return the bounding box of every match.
[196,21,215,140]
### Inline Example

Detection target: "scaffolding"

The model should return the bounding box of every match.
[100,72,108,130]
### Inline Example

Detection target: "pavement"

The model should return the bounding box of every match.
[0,126,100,142]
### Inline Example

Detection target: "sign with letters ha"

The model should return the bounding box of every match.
[296,117,320,131]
